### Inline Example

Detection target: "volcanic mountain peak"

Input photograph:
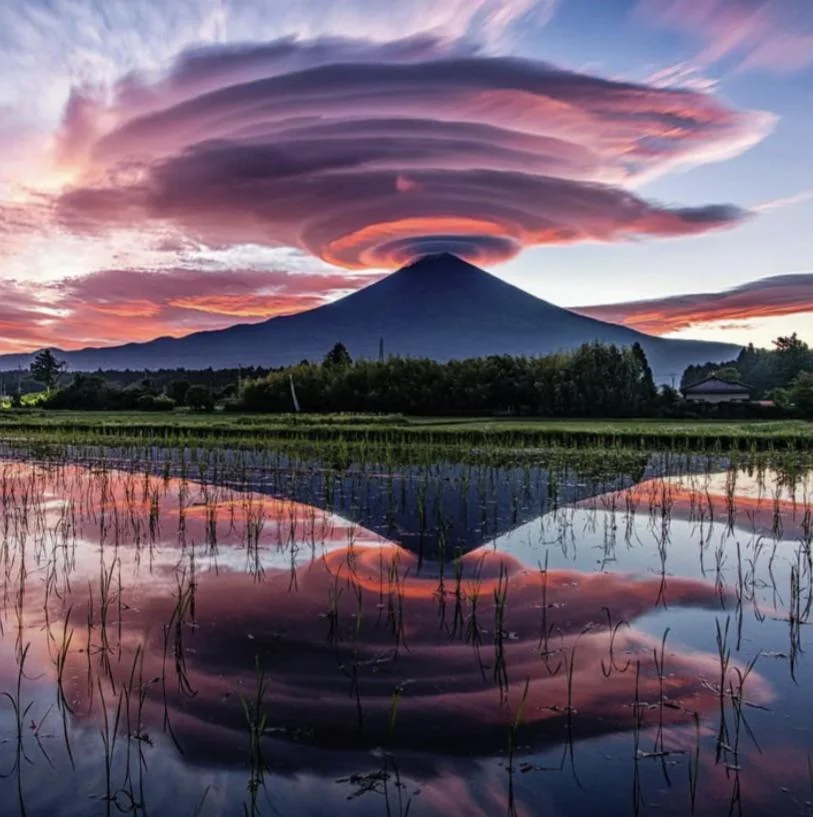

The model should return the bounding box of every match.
[0,253,739,378]
[394,252,511,285]
[402,252,478,270]
[350,251,552,315]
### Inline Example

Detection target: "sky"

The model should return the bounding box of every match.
[0,0,811,353]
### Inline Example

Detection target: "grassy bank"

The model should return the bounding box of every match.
[0,411,810,452]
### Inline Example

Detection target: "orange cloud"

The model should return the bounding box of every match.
[573,272,813,335]
[322,216,521,268]
[169,293,326,318]
[89,299,162,318]
[0,267,380,353]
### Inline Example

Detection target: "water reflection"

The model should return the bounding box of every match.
[0,459,809,817]
[574,468,813,539]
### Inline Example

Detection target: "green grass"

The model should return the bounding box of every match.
[408,417,812,436]
[0,410,810,452]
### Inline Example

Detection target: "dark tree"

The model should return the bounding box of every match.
[30,349,66,390]
[44,373,113,410]
[185,384,214,411]
[789,371,813,417]
[682,334,813,398]
[167,379,191,405]
[215,382,238,401]
[632,342,657,409]
[774,333,806,354]
[715,367,743,382]
[323,342,352,368]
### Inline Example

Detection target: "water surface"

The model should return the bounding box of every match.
[0,455,810,816]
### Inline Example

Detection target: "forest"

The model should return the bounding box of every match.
[239,341,662,416]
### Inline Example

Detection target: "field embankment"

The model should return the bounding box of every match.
[0,411,811,452]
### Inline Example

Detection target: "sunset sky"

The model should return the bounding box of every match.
[0,0,811,353]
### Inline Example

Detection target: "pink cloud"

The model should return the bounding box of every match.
[0,266,379,353]
[50,36,770,270]
[573,272,813,335]
[636,0,813,73]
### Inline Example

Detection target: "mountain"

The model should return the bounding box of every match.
[0,254,738,380]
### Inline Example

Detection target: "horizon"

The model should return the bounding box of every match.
[0,0,811,355]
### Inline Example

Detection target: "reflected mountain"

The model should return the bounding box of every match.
[232,454,654,562]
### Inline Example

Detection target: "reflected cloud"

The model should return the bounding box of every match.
[0,461,771,777]
[577,467,813,538]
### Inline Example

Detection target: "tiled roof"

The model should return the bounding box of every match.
[682,376,751,394]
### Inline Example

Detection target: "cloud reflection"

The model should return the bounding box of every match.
[0,460,787,817]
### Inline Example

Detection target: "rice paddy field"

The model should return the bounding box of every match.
[1,415,813,816]
[0,411,811,452]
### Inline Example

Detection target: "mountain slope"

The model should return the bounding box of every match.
[0,254,738,380]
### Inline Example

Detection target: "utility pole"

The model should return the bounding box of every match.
[289,374,301,413]
[378,337,384,362]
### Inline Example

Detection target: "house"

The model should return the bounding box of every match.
[681,375,752,404]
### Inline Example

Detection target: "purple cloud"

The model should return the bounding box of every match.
[636,0,813,73]
[573,272,813,334]
[52,35,770,269]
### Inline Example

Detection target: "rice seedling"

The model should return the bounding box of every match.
[240,657,269,817]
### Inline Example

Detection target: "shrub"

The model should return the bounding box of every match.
[137,394,176,412]
[166,379,191,405]
[185,384,215,411]
[221,396,244,413]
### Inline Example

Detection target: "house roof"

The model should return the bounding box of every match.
[682,375,752,395]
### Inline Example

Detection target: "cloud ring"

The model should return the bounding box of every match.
[53,36,772,269]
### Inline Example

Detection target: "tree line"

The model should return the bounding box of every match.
[3,350,270,398]
[13,349,256,410]
[241,341,663,417]
[20,342,661,416]
[17,336,813,417]
[42,373,219,411]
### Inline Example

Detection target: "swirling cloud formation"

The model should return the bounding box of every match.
[53,35,772,269]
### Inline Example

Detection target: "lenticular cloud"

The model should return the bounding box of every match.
[55,35,773,269]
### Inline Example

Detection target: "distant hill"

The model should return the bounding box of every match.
[0,254,738,381]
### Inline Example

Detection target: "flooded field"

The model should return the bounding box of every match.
[0,447,811,816]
